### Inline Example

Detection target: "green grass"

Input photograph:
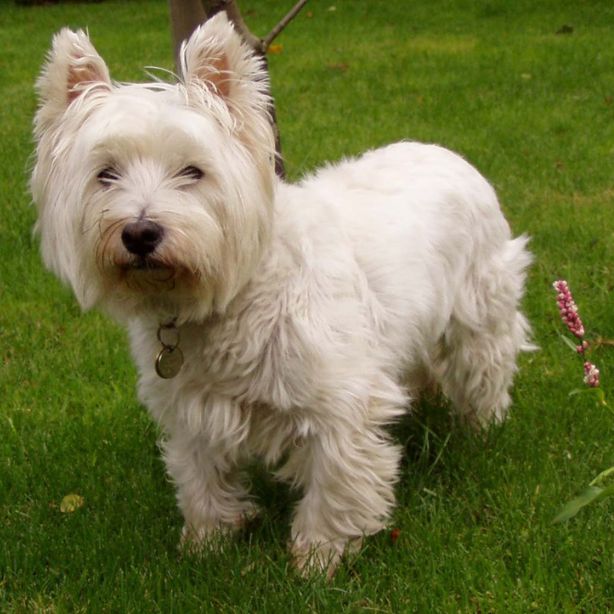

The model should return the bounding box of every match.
[1,0,613,611]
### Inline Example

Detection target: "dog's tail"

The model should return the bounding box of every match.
[499,234,536,353]
[452,233,534,345]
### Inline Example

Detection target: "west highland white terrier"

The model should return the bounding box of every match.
[32,13,532,575]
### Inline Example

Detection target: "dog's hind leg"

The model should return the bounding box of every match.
[435,236,533,429]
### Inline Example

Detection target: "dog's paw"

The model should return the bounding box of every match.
[179,501,261,555]
[289,533,363,580]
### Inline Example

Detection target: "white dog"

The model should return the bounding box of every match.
[32,13,532,575]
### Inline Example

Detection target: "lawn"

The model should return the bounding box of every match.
[1,0,613,611]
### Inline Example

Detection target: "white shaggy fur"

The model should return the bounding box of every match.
[31,14,532,575]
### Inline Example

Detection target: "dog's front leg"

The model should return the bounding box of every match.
[163,427,257,551]
[286,423,401,577]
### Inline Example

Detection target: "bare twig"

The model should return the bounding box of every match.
[262,0,310,51]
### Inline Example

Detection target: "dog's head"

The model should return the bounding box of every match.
[31,13,276,323]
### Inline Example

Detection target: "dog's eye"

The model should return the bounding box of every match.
[97,167,120,186]
[178,166,204,182]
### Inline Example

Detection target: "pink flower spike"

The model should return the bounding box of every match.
[576,340,589,354]
[553,280,585,338]
[583,361,600,388]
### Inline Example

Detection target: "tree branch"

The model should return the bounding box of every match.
[200,0,309,54]
[262,0,309,51]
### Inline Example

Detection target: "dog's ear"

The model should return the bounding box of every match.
[35,28,111,130]
[179,12,270,118]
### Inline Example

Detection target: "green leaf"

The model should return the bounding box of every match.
[568,387,608,406]
[553,485,613,523]
[559,333,579,353]
[590,466,614,487]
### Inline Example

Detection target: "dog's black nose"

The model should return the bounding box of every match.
[121,220,164,257]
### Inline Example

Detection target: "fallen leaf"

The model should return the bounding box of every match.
[60,494,84,513]
[268,43,284,55]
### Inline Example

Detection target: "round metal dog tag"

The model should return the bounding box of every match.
[155,346,184,379]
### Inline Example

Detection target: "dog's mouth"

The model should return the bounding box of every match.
[124,256,170,272]
[110,255,201,294]
[112,255,179,289]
